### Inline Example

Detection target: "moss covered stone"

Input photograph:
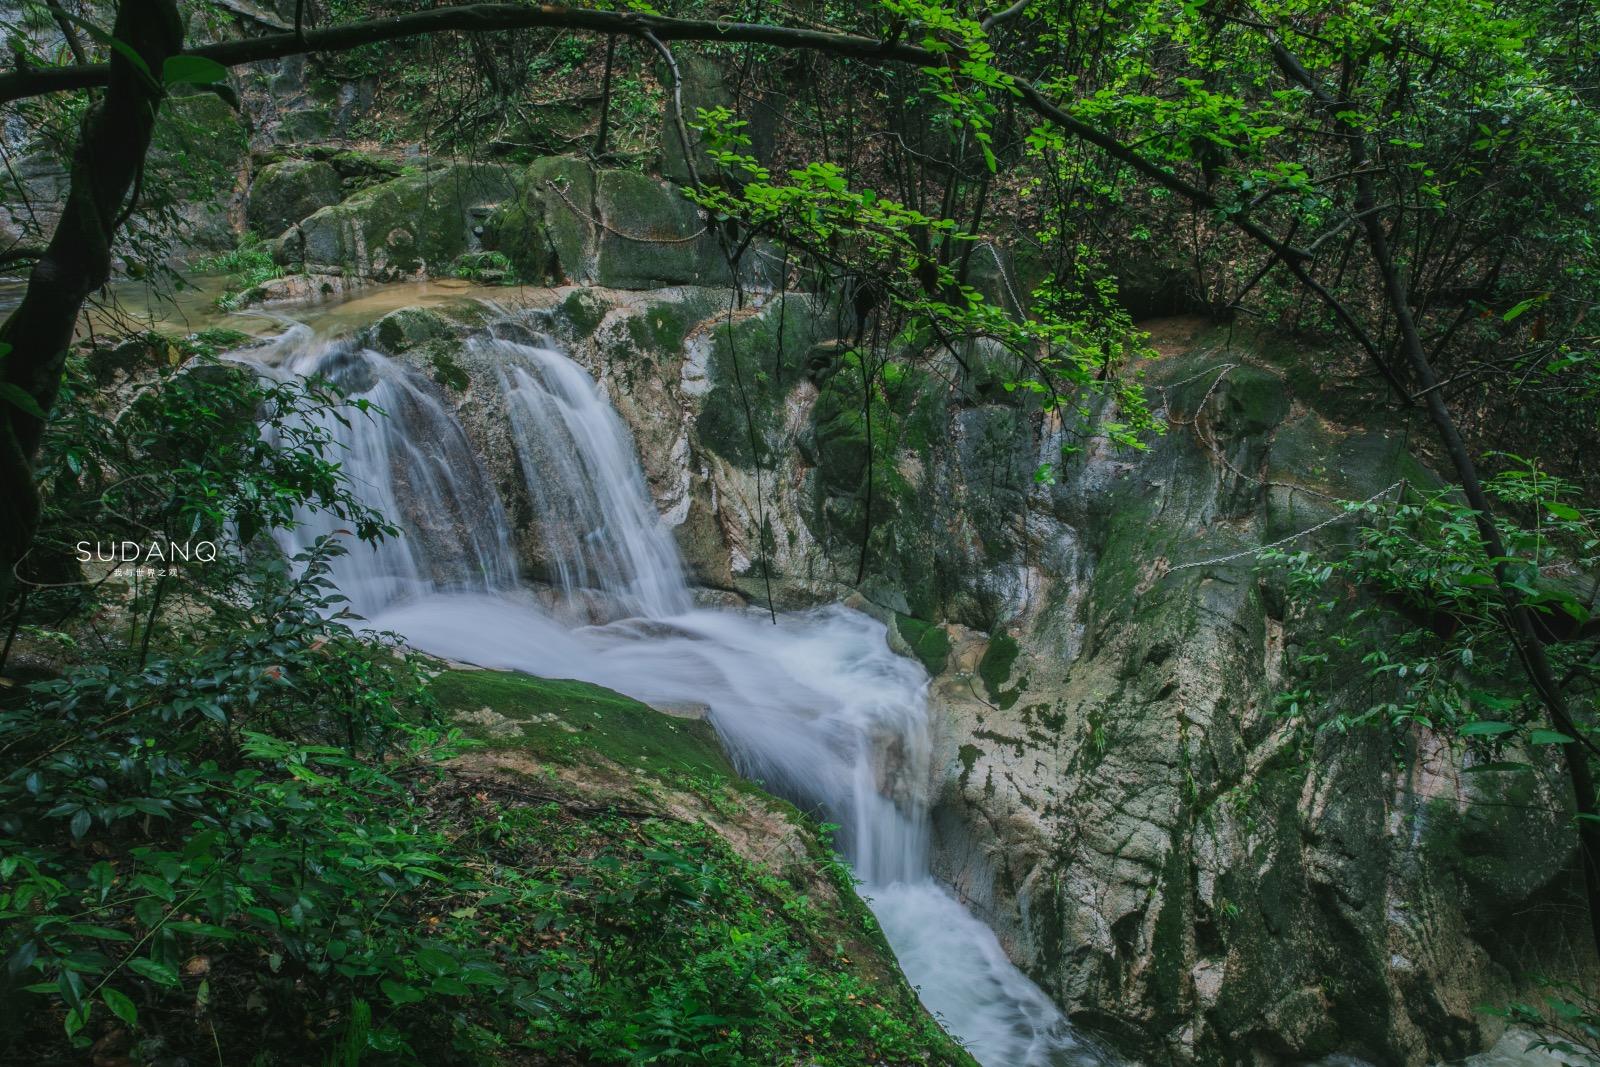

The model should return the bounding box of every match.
[294,162,515,279]
[593,169,727,289]
[896,614,952,675]
[524,155,598,281]
[248,159,343,236]
[433,669,735,780]
[695,294,830,466]
[978,633,1020,706]
[371,307,456,354]
[553,288,609,338]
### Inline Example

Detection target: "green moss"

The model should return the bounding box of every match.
[184,328,253,358]
[525,155,598,280]
[896,613,951,675]
[373,307,455,353]
[555,288,608,337]
[978,633,1020,704]
[428,347,470,392]
[432,669,733,780]
[627,300,692,356]
[696,294,824,466]
[957,743,981,790]
[296,162,515,279]
[593,170,725,288]
[1218,364,1290,435]
[481,194,557,284]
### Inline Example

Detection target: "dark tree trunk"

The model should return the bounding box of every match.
[0,0,183,608]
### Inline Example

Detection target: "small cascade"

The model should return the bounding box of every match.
[255,325,519,616]
[478,330,690,620]
[242,313,1108,1067]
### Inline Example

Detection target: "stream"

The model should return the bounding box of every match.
[218,292,1567,1067]
[240,308,1109,1066]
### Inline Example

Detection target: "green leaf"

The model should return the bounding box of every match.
[414,947,458,977]
[381,979,425,1005]
[1529,729,1576,745]
[1459,720,1516,737]
[1501,296,1540,322]
[63,1002,90,1038]
[102,987,138,1027]
[126,957,180,988]
[162,55,229,86]
[0,382,44,419]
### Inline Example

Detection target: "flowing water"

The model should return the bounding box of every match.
[238,313,1108,1066]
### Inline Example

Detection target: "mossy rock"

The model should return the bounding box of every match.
[592,170,727,289]
[480,196,557,284]
[276,107,334,144]
[552,288,609,338]
[433,669,735,780]
[695,294,831,467]
[329,149,402,185]
[295,162,516,279]
[248,159,343,236]
[523,155,599,281]
[371,307,457,354]
[1217,364,1291,436]
[895,614,951,675]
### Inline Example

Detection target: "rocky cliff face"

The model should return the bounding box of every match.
[357,282,1590,1065]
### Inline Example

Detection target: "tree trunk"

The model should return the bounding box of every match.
[0,0,183,609]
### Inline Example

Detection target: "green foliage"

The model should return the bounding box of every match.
[0,325,966,1064]
[192,237,284,310]
[1490,979,1600,1063]
[1263,459,1596,746]
[450,250,517,283]
[688,105,1158,461]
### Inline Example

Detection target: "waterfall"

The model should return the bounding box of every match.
[481,331,690,620]
[242,315,1109,1067]
[257,324,518,615]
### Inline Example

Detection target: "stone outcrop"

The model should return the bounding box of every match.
[382,297,1591,1065]
[274,161,516,279]
[247,158,342,236]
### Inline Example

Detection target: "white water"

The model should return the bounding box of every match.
[258,323,519,610]
[247,318,1107,1066]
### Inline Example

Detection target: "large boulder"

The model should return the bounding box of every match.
[592,169,727,289]
[482,156,736,289]
[282,161,516,280]
[248,159,342,236]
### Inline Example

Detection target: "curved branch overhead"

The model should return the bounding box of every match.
[0,4,1315,274]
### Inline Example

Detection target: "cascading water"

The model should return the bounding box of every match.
[484,330,691,621]
[255,323,518,614]
[244,315,1108,1067]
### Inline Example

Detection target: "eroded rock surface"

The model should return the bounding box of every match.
[331,288,1589,1066]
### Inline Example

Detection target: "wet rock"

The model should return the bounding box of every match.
[371,306,456,353]
[290,161,516,280]
[248,159,342,236]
